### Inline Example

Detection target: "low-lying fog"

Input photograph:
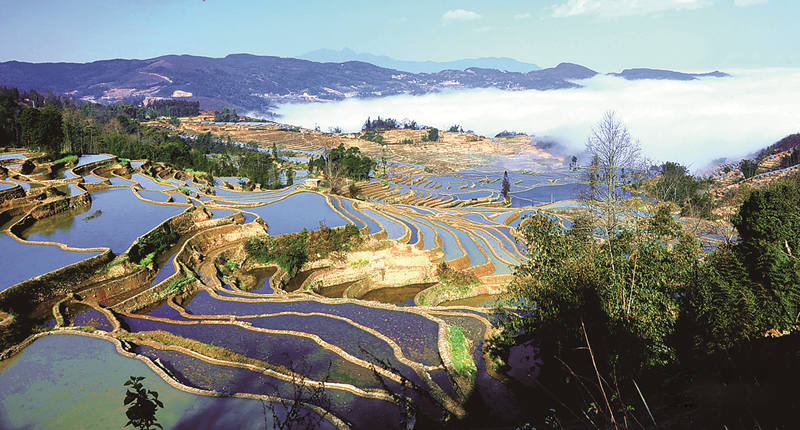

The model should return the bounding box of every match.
[276,68,800,170]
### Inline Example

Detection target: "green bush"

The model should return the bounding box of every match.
[496,207,700,370]
[129,227,178,265]
[138,251,156,267]
[437,263,481,293]
[448,325,477,378]
[245,230,309,276]
[245,225,362,275]
[52,154,77,164]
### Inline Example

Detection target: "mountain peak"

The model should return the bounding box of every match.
[299,49,540,73]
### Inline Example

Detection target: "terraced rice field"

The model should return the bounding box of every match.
[1,150,652,428]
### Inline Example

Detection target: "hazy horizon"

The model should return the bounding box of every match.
[0,0,794,71]
[276,67,800,170]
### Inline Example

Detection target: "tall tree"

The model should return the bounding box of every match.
[0,93,21,145]
[501,170,510,201]
[583,110,642,238]
[739,159,758,179]
[427,127,439,142]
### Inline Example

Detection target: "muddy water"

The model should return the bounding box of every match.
[282,268,318,292]
[247,266,277,294]
[359,283,436,305]
[317,279,359,298]
[439,294,500,307]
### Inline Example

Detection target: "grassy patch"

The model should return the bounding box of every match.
[448,325,477,378]
[349,258,369,269]
[138,251,156,267]
[437,263,481,294]
[185,168,207,176]
[105,255,128,272]
[153,275,195,299]
[122,330,291,374]
[52,154,77,164]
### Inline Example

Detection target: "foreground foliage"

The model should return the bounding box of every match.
[123,376,164,430]
[492,178,800,427]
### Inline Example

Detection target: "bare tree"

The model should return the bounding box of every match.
[261,361,333,430]
[583,110,643,239]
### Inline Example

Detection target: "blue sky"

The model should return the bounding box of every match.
[0,0,794,71]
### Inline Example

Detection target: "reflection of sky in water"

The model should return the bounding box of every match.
[22,188,184,253]
[0,335,268,430]
[0,232,98,290]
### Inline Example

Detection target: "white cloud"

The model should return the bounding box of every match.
[442,9,481,23]
[276,68,800,170]
[552,0,712,18]
[513,12,532,20]
[474,26,492,32]
[734,0,767,6]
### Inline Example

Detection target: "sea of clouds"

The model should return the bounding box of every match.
[275,68,800,171]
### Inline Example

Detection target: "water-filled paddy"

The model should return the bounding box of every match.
[75,154,112,167]
[446,224,488,266]
[360,283,435,305]
[7,179,31,190]
[360,208,405,239]
[247,192,348,235]
[183,292,441,365]
[510,183,584,207]
[132,344,377,428]
[341,199,381,233]
[0,160,610,427]
[68,305,113,331]
[119,314,382,388]
[0,232,99,290]
[0,335,269,430]
[429,221,465,261]
[0,152,25,160]
[21,188,185,253]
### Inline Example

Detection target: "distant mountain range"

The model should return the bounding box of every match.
[609,68,730,80]
[300,48,541,73]
[0,54,728,113]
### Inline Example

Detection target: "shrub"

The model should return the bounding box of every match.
[495,208,700,371]
[437,262,481,293]
[246,231,308,276]
[348,183,361,198]
[448,325,476,378]
[52,154,77,164]
[129,228,178,265]
[246,225,362,275]
[138,252,156,267]
[349,259,369,269]
[427,128,439,142]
